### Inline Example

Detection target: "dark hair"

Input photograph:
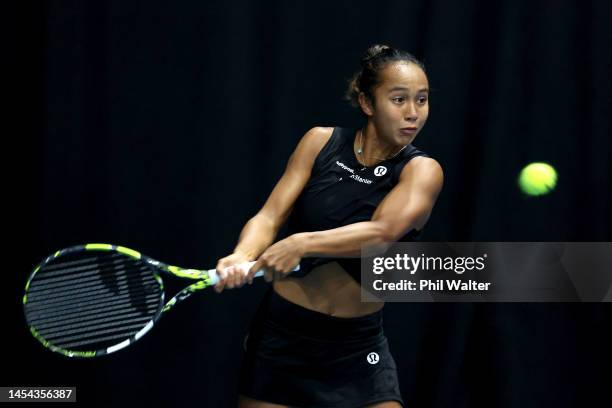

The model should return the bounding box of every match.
[345,44,426,109]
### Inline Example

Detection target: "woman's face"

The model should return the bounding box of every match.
[361,62,429,146]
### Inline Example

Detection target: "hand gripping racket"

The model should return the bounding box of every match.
[23,243,300,358]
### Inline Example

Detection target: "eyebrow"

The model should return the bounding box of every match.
[388,86,429,93]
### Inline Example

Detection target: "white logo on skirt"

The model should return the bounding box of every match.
[367,352,380,364]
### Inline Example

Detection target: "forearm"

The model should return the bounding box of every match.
[233,214,279,260]
[296,221,392,258]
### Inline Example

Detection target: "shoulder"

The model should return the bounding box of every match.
[300,126,334,149]
[399,156,444,194]
[292,126,335,161]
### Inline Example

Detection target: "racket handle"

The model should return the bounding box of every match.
[207,261,300,286]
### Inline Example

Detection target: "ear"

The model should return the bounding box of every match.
[358,92,374,116]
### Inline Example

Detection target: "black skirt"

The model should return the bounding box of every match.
[239,288,404,408]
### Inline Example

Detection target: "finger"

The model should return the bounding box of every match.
[232,265,244,288]
[264,267,273,283]
[226,265,236,289]
[235,263,250,286]
[243,263,253,285]
[215,260,228,281]
[214,278,226,293]
[249,260,262,275]
[224,265,233,289]
[214,280,225,293]
[232,264,245,288]
[233,265,245,288]
[214,267,228,293]
[248,260,263,282]
[234,264,246,287]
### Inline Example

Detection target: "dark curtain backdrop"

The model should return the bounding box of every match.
[10,0,611,407]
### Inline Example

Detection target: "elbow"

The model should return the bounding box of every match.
[379,231,397,245]
[373,219,421,246]
[372,221,399,243]
[364,222,397,255]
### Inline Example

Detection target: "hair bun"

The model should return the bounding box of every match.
[361,44,393,66]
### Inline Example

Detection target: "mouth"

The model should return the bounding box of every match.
[400,127,418,134]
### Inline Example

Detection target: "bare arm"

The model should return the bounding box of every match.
[214,126,332,291]
[300,156,444,256]
[248,156,443,280]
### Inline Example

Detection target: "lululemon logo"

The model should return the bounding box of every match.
[374,166,387,177]
[367,352,380,364]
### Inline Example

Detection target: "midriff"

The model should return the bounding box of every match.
[273,261,384,318]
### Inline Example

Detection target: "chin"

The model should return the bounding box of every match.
[397,133,415,144]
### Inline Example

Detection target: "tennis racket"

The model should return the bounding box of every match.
[23,243,300,358]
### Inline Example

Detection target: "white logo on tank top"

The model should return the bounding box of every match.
[335,160,355,174]
[336,160,373,184]
[374,166,387,176]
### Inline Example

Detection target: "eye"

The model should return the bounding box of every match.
[417,95,428,104]
[392,97,405,104]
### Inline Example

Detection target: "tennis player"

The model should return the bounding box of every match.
[215,44,443,408]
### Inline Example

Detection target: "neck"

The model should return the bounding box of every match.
[358,124,403,161]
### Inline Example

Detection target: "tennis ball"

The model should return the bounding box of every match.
[518,162,558,196]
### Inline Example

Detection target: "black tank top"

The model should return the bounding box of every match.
[285,126,431,283]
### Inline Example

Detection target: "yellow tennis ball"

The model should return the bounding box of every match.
[518,162,558,196]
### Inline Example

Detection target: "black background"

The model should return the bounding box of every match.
[9,1,611,407]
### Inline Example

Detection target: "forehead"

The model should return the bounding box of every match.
[378,62,428,92]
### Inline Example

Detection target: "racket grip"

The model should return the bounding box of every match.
[207,261,301,286]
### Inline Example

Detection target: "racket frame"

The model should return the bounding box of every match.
[24,243,215,358]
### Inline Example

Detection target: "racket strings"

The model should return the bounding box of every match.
[28,255,142,294]
[43,317,154,341]
[27,270,156,310]
[40,313,155,350]
[27,267,157,317]
[25,252,163,352]
[28,296,160,335]
[27,293,158,322]
[27,283,153,310]
[27,261,132,294]
[34,253,124,276]
[31,307,158,332]
[59,330,150,350]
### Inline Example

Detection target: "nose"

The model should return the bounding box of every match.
[404,102,418,122]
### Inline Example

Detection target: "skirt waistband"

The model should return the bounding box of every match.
[257,288,384,341]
